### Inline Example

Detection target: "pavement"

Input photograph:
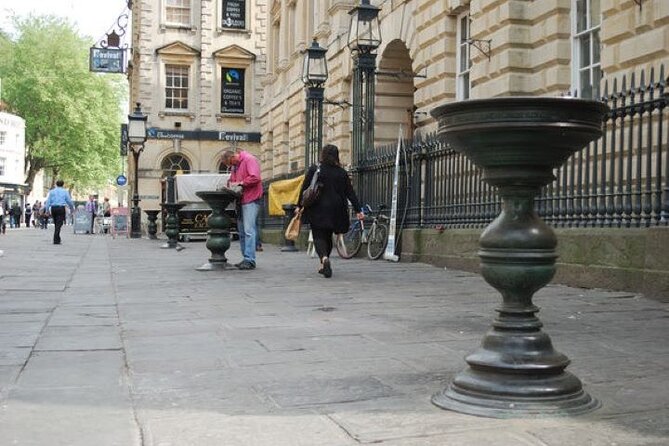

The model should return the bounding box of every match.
[0,226,667,446]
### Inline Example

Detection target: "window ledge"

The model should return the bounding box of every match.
[159,111,196,120]
[160,24,197,33]
[216,113,251,123]
[216,27,252,36]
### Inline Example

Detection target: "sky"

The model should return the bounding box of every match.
[1,0,129,43]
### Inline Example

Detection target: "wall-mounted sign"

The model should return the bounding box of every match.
[147,128,261,143]
[221,68,245,114]
[221,0,246,29]
[89,47,125,73]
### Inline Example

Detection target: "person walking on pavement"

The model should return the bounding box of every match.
[222,149,262,270]
[296,144,364,278]
[24,203,32,228]
[43,180,74,245]
[85,195,97,234]
[0,199,6,234]
[31,201,40,227]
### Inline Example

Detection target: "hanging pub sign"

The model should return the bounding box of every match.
[89,47,125,74]
[221,0,246,29]
[221,68,245,114]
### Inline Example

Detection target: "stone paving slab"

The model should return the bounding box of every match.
[0,228,667,445]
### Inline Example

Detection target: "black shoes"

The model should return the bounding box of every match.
[236,261,256,270]
[322,258,332,278]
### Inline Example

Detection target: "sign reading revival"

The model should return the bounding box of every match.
[221,68,245,114]
[221,0,246,29]
[90,48,125,73]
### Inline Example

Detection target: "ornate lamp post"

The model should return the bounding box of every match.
[127,103,148,238]
[302,39,328,167]
[348,0,381,166]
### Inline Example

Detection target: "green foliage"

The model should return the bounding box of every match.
[0,15,126,192]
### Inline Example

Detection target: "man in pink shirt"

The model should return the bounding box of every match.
[223,149,263,270]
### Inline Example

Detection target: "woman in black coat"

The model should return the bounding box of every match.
[297,144,364,278]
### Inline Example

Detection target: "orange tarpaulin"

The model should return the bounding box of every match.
[267,175,304,216]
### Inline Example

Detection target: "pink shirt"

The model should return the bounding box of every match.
[229,151,263,204]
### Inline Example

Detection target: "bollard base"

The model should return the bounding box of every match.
[161,242,184,251]
[196,261,231,271]
[432,384,599,419]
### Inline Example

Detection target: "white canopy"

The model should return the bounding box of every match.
[175,174,231,203]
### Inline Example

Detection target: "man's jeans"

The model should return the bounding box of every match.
[238,201,260,265]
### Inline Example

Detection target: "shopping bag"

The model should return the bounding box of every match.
[284,209,302,241]
[300,165,322,208]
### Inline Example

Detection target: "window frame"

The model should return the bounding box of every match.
[156,42,199,118]
[162,0,193,29]
[455,11,471,101]
[164,64,190,111]
[161,153,192,177]
[571,0,602,99]
[0,157,6,176]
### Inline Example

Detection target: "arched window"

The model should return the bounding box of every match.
[161,154,191,177]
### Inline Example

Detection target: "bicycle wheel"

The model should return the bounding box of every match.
[367,223,388,260]
[335,224,363,259]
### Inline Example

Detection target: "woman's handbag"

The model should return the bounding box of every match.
[300,165,322,208]
[285,208,302,241]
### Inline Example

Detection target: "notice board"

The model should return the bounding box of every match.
[111,207,129,238]
[73,209,92,234]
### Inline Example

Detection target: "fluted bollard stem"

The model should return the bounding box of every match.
[281,203,298,252]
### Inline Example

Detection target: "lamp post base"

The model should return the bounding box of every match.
[130,205,142,238]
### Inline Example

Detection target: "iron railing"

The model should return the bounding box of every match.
[262,65,668,233]
[351,65,668,230]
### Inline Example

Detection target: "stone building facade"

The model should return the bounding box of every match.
[259,0,668,179]
[128,0,267,213]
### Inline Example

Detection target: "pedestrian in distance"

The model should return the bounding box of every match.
[43,180,75,245]
[11,202,21,228]
[24,203,32,228]
[222,149,262,270]
[296,144,364,278]
[31,201,40,227]
[85,195,97,234]
[0,198,6,234]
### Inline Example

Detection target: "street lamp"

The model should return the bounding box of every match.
[302,39,328,167]
[127,102,148,238]
[348,0,381,167]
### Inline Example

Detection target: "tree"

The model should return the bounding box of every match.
[0,15,126,194]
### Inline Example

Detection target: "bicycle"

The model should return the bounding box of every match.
[336,204,389,260]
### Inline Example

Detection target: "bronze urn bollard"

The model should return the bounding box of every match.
[430,97,608,418]
[160,202,185,250]
[195,189,240,271]
[145,210,160,239]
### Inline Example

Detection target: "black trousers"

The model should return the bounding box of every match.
[311,227,334,261]
[51,206,66,243]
